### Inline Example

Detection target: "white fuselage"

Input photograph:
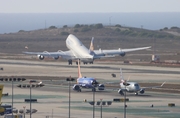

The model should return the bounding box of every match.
[120,82,141,92]
[66,34,93,61]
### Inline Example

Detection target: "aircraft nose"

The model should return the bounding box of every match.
[135,86,140,90]
[91,80,98,85]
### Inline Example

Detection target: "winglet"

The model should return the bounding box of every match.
[161,81,166,87]
[89,37,94,51]
[127,75,131,82]
[120,68,124,83]
[78,59,82,78]
[38,81,43,85]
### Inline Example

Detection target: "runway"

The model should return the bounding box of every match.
[1,59,180,118]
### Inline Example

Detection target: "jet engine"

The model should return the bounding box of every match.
[73,84,81,92]
[118,89,124,95]
[38,55,44,60]
[98,84,105,90]
[120,52,126,57]
[140,89,145,94]
[53,56,59,60]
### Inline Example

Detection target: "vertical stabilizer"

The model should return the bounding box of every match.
[89,37,94,51]
[0,85,4,105]
[78,59,82,78]
[120,68,124,83]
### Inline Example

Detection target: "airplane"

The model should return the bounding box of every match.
[72,60,105,92]
[23,34,151,65]
[118,68,165,95]
[0,85,13,115]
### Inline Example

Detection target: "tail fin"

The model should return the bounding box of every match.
[120,68,124,83]
[0,85,4,105]
[89,37,94,51]
[78,59,82,78]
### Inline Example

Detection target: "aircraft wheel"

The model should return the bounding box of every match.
[76,61,80,65]
[135,92,138,95]
[89,61,93,64]
[68,60,72,65]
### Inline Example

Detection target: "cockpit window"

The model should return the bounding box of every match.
[91,79,98,85]
[134,84,139,86]
[67,39,73,45]
[123,82,130,86]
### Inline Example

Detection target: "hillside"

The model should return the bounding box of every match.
[0,24,180,61]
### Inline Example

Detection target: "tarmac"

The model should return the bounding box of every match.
[1,59,180,118]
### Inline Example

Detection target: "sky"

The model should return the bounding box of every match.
[0,0,180,13]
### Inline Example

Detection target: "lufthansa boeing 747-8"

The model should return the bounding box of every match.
[23,34,151,65]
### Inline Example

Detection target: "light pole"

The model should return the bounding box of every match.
[89,100,112,118]
[23,106,26,118]
[66,77,75,118]
[0,77,26,116]
[17,81,44,118]
[93,88,95,118]
[124,83,127,118]
[52,109,53,118]
[30,83,32,118]
[12,79,14,117]
[92,83,96,118]
[100,99,102,118]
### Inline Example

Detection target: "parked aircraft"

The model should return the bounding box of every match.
[23,34,151,65]
[118,68,165,95]
[0,85,13,115]
[72,60,105,92]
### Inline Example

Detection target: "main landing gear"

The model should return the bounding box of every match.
[68,60,94,65]
[68,60,72,65]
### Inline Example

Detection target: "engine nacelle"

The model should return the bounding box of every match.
[120,52,126,57]
[140,89,145,94]
[38,55,44,60]
[98,84,105,90]
[73,84,81,92]
[118,89,124,95]
[53,56,59,60]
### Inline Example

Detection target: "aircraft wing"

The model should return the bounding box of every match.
[93,46,151,57]
[23,50,76,60]
[141,82,166,89]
